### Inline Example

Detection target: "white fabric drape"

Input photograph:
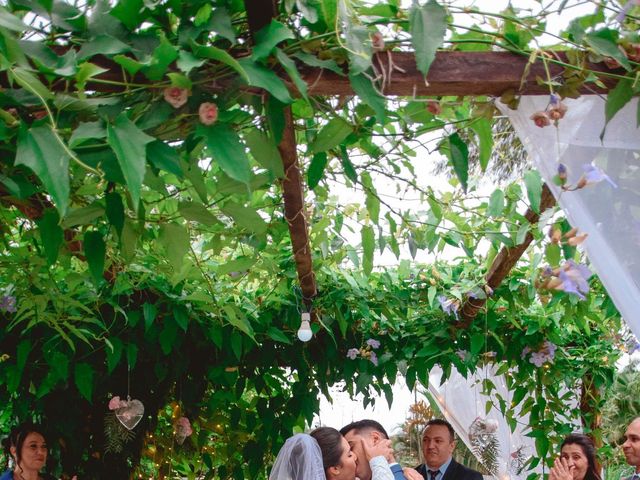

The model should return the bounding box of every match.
[496,96,640,337]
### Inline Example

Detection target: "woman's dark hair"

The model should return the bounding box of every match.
[310,427,345,472]
[1,423,48,470]
[561,433,602,480]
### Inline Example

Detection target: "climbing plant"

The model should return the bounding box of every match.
[0,0,637,478]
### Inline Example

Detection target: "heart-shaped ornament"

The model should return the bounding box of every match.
[115,398,144,430]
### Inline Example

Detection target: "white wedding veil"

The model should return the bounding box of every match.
[269,433,326,480]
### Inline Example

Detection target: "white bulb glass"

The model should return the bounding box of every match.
[297,319,312,342]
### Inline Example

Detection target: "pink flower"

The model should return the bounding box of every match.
[548,102,567,120]
[627,44,640,62]
[530,111,550,128]
[603,56,622,70]
[177,417,193,437]
[163,87,190,108]
[426,100,442,115]
[371,31,385,51]
[108,396,122,411]
[198,102,219,125]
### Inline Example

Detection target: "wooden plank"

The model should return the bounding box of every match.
[3,51,619,96]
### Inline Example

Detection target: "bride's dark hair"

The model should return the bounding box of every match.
[310,427,344,471]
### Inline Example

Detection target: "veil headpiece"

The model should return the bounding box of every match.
[269,433,325,480]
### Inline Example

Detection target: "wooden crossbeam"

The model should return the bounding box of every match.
[458,183,556,327]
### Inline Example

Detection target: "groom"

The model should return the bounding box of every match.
[341,419,419,480]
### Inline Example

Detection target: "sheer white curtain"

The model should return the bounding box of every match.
[496,96,640,337]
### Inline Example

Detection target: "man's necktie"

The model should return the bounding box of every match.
[428,469,440,480]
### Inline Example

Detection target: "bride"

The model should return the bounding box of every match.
[269,427,396,480]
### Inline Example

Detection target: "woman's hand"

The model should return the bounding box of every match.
[361,438,393,462]
[549,457,574,480]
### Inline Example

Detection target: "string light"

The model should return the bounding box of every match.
[297,312,312,342]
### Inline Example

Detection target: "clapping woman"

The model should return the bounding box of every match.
[549,434,602,480]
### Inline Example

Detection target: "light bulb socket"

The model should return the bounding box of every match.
[301,312,311,322]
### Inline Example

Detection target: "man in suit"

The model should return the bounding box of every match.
[415,419,483,480]
[341,419,419,480]
[623,417,640,479]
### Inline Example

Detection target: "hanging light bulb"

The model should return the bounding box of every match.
[297,312,312,342]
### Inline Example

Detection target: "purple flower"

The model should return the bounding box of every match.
[438,295,459,319]
[616,0,640,23]
[347,348,359,360]
[456,349,470,362]
[369,351,378,366]
[556,260,592,299]
[0,295,16,313]
[557,163,568,182]
[581,163,618,188]
[521,346,531,360]
[549,93,561,106]
[366,339,380,349]
[530,352,546,367]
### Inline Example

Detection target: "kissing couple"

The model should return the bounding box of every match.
[269,420,422,480]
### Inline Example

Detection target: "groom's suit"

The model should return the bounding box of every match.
[415,458,483,480]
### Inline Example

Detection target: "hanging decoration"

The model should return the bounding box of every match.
[175,416,193,445]
[509,446,532,476]
[468,417,501,476]
[109,395,145,430]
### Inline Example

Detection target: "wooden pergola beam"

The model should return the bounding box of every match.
[4,51,618,96]
[458,183,556,327]
[301,51,616,96]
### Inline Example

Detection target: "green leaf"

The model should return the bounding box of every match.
[167,72,192,89]
[340,145,358,182]
[217,256,257,276]
[223,305,255,339]
[210,8,236,44]
[198,124,251,184]
[524,170,542,213]
[110,0,145,30]
[159,317,178,354]
[471,117,493,171]
[362,224,375,276]
[585,31,631,71]
[244,129,284,179]
[84,231,105,284]
[349,73,386,123]
[308,152,328,189]
[147,140,183,178]
[253,20,294,61]
[309,117,353,153]
[446,133,469,192]
[176,50,206,74]
[74,362,94,401]
[410,0,447,78]
[159,223,190,271]
[344,24,371,75]
[61,203,105,228]
[141,34,178,81]
[0,6,30,31]
[69,121,106,148]
[179,201,217,226]
[319,0,338,28]
[191,42,249,82]
[293,52,343,75]
[602,78,634,139]
[266,326,292,344]
[545,243,561,267]
[36,209,63,265]
[361,172,380,224]
[516,223,530,245]
[275,48,308,99]
[10,66,54,100]
[107,113,154,208]
[143,302,157,332]
[175,306,188,332]
[238,58,293,104]
[221,203,268,234]
[105,192,125,238]
[470,333,484,355]
[487,189,504,218]
[105,337,123,374]
[77,35,131,60]
[15,125,70,216]
[76,62,108,90]
[194,4,212,26]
